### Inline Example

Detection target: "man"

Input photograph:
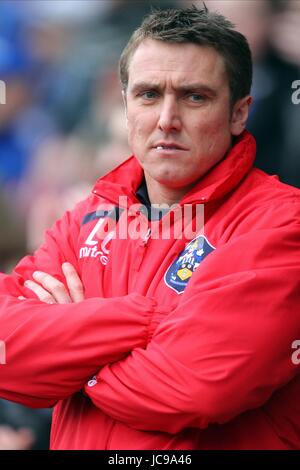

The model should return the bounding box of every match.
[0,6,300,450]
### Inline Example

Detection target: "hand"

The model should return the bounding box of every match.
[20,262,85,304]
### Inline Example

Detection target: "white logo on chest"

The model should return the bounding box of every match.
[80,218,114,265]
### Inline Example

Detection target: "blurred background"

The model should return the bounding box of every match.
[0,0,299,449]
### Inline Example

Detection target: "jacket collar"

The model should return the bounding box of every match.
[92,130,256,206]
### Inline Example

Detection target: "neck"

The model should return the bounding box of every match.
[144,173,193,206]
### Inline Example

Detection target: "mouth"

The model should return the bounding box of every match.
[153,143,188,151]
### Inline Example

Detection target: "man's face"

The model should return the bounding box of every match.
[125,39,247,195]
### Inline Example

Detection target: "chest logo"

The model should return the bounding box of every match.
[80,217,115,265]
[164,235,215,294]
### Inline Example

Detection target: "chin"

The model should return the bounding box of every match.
[157,176,191,189]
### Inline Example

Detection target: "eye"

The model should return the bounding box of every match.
[187,93,205,103]
[140,91,158,100]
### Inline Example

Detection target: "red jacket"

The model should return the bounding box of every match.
[0,131,300,449]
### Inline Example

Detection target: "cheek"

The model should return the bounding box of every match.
[197,109,229,133]
[127,113,152,148]
[127,118,139,149]
[195,111,231,144]
[189,113,231,161]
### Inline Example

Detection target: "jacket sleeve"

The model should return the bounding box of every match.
[0,201,159,408]
[85,203,300,433]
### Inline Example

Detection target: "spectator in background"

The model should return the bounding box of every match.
[0,36,56,195]
[0,189,25,272]
[0,37,33,190]
[271,0,300,67]
[0,400,51,450]
[270,0,300,186]
[203,0,300,187]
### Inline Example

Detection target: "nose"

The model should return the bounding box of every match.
[157,96,182,133]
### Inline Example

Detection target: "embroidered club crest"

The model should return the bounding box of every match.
[165,235,215,293]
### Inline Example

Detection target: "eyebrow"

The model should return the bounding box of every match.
[130,81,218,97]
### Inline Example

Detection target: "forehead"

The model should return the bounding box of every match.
[127,39,228,88]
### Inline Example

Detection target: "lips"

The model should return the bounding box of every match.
[154,142,188,151]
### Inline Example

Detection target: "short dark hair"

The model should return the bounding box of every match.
[119,5,252,107]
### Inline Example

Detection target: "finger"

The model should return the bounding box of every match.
[32,271,72,304]
[62,262,85,303]
[23,280,56,304]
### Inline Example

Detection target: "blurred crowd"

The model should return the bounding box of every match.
[0,0,299,450]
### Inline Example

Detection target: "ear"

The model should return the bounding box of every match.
[230,95,252,136]
[122,90,128,128]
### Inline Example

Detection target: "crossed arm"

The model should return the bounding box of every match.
[2,198,300,432]
[20,223,300,433]
[0,207,161,408]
